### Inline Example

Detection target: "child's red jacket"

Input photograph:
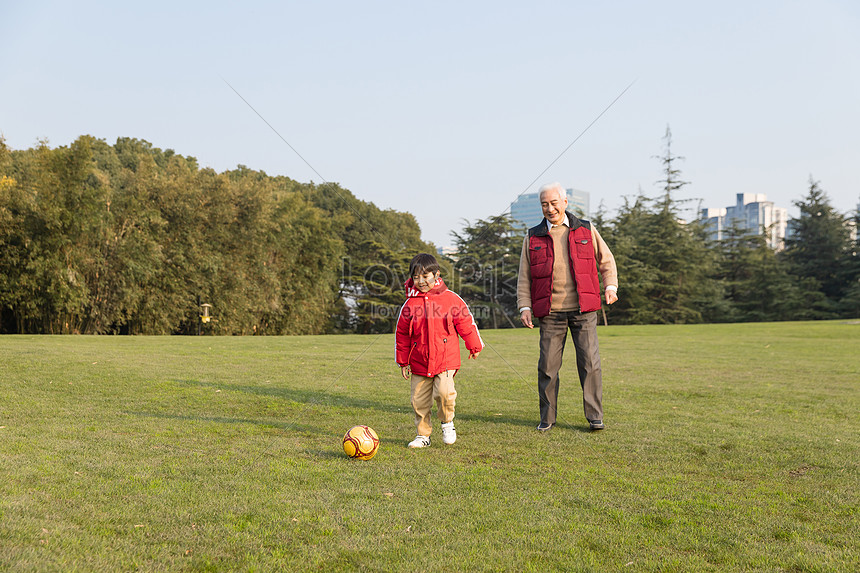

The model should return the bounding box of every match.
[395,277,484,377]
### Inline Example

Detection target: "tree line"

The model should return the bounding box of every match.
[0,136,434,334]
[452,129,860,328]
[1,132,858,334]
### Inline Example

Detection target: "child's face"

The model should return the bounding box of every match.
[412,270,439,293]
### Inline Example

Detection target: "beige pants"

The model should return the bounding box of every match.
[410,370,457,437]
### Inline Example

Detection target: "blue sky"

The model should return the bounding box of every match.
[2,1,858,247]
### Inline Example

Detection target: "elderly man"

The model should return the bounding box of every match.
[516,182,618,431]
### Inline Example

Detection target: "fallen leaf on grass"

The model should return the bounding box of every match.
[625,562,634,567]
[0,426,6,429]
[291,518,298,522]
[406,526,411,532]
[215,390,221,393]
[185,549,193,556]
[383,492,394,497]
[92,362,98,365]
[134,524,145,528]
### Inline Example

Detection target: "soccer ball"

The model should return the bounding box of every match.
[342,425,380,460]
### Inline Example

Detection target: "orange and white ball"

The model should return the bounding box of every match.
[342,425,379,460]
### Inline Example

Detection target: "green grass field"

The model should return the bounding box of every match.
[1,321,858,572]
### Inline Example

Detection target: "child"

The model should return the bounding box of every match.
[395,253,484,448]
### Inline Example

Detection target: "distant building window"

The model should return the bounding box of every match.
[699,193,788,250]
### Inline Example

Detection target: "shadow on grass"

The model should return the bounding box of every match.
[172,378,407,415]
[303,449,345,460]
[152,379,564,435]
[304,448,396,461]
[126,410,409,459]
[125,410,323,435]
[457,412,599,434]
[456,411,536,428]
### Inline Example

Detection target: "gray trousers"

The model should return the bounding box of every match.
[537,311,603,425]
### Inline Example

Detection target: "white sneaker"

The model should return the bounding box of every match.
[441,421,457,445]
[407,435,430,448]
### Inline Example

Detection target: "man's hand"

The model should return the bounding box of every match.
[468,350,481,360]
[520,309,534,329]
[605,289,618,305]
[401,365,411,379]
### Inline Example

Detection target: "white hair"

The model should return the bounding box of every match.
[538,182,566,201]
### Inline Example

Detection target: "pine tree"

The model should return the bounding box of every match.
[838,200,860,317]
[716,222,825,321]
[450,215,523,329]
[782,178,852,317]
[605,127,721,324]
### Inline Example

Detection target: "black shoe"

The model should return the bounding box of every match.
[536,422,554,432]
[588,419,605,431]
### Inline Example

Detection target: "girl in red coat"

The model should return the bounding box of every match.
[396,253,484,448]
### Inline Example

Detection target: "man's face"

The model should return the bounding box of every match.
[413,271,439,293]
[540,188,568,225]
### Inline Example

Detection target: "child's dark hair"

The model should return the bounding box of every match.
[409,253,440,278]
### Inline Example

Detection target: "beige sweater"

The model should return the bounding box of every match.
[516,222,618,313]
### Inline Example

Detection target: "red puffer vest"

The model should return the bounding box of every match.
[395,277,484,377]
[528,214,601,317]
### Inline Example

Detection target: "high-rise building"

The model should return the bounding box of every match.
[510,188,590,230]
[700,193,789,250]
[700,207,727,242]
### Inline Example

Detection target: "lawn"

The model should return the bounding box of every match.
[0,321,857,572]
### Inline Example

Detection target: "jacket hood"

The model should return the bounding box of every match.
[404,277,448,298]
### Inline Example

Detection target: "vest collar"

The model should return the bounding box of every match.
[546,213,570,233]
[530,211,584,237]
